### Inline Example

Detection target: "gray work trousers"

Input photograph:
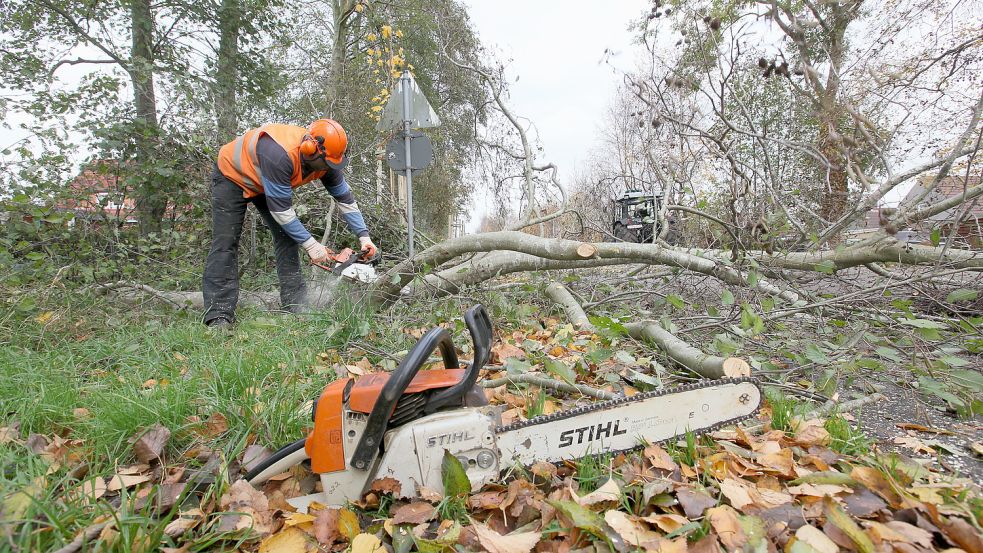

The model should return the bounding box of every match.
[202,165,306,324]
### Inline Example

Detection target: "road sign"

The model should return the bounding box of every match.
[385,131,433,173]
[376,72,440,132]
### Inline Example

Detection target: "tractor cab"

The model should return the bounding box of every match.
[613,190,661,243]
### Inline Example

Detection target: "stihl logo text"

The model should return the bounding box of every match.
[427,431,474,447]
[558,420,627,448]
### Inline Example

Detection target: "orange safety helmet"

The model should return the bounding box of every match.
[301,119,348,169]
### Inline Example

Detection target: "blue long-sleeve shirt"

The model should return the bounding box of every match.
[256,135,370,243]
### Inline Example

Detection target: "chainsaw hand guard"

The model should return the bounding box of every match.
[347,304,493,471]
[349,326,459,470]
[424,305,492,413]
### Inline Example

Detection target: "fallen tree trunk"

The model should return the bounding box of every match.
[373,231,803,305]
[625,321,750,380]
[96,275,346,311]
[544,281,595,331]
[480,372,617,400]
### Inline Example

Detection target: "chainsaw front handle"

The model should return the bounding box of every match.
[423,304,492,413]
[349,326,459,470]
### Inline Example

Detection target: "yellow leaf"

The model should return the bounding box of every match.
[367,33,377,41]
[395,29,403,37]
[350,533,385,553]
[354,3,364,12]
[259,526,317,553]
[370,106,383,112]
[380,25,392,39]
[337,508,360,541]
[36,311,54,324]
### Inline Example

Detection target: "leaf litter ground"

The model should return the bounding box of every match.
[1,318,981,552]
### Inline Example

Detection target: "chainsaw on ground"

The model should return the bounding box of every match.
[244,305,762,510]
[312,247,380,284]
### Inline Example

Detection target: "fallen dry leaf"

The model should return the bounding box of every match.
[865,520,933,548]
[706,505,747,551]
[893,435,936,455]
[850,466,906,508]
[130,424,170,464]
[392,501,435,525]
[641,513,689,534]
[720,477,792,511]
[491,342,526,363]
[258,525,318,553]
[106,473,151,492]
[794,524,838,553]
[241,445,272,474]
[471,520,541,553]
[842,487,887,518]
[217,480,274,535]
[415,485,443,502]
[605,510,662,547]
[164,508,204,538]
[312,507,339,544]
[577,478,621,507]
[201,412,229,439]
[676,486,717,518]
[70,477,107,503]
[793,419,831,447]
[823,496,874,553]
[337,508,360,542]
[643,444,679,472]
[368,477,402,496]
[349,533,386,553]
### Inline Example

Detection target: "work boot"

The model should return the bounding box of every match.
[206,317,234,335]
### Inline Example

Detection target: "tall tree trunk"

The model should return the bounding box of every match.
[326,0,355,114]
[129,0,164,235]
[817,3,851,223]
[216,0,240,140]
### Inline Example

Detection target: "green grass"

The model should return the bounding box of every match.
[571,451,614,494]
[825,413,873,456]
[0,289,487,551]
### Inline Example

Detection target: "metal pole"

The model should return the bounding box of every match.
[401,71,415,257]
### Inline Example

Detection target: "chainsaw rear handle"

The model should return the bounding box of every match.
[423,304,492,413]
[349,326,459,470]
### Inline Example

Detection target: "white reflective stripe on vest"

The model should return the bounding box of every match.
[230,133,263,194]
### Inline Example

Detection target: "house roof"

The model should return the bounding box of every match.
[900,175,983,222]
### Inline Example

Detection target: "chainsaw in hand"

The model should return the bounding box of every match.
[312,247,380,283]
[245,305,761,510]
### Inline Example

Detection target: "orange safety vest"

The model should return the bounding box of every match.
[217,124,326,198]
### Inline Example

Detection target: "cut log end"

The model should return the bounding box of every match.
[576,243,598,258]
[721,357,751,377]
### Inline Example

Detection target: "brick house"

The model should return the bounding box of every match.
[899,175,982,248]
[62,161,138,224]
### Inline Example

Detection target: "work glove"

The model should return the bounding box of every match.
[359,236,379,258]
[301,237,330,263]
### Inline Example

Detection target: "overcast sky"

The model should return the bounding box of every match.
[459,0,650,228]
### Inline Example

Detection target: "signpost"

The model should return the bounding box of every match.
[376,71,440,257]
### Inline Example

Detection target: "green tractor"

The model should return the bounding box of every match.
[612,190,662,243]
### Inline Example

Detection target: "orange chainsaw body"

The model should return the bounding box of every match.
[305,369,466,473]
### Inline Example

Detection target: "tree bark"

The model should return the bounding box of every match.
[816,2,852,222]
[215,0,241,139]
[544,281,595,331]
[129,0,164,236]
[326,0,356,113]
[624,321,750,380]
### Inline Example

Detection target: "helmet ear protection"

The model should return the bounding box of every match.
[299,134,325,157]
